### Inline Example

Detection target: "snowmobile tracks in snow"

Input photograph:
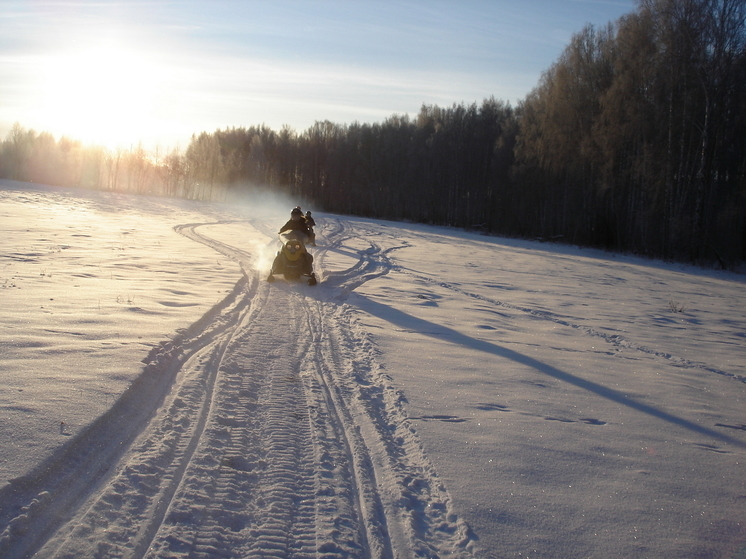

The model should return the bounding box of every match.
[314,219,401,299]
[0,219,475,558]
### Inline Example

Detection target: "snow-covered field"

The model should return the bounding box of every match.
[0,180,744,559]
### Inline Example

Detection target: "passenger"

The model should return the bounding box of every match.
[304,211,316,246]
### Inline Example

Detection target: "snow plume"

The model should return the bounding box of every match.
[201,183,313,274]
[247,239,275,273]
[217,182,314,273]
[224,182,310,221]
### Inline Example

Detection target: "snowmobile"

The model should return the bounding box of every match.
[266,230,317,285]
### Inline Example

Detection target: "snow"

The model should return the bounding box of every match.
[0,180,744,559]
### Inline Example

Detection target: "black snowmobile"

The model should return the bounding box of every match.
[266,230,317,285]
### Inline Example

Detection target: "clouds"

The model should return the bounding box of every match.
[0,0,636,149]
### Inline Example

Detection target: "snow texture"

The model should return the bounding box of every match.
[0,180,744,558]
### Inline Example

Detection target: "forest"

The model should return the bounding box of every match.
[2,0,744,267]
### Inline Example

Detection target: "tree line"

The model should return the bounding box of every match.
[516,0,746,265]
[1,0,743,266]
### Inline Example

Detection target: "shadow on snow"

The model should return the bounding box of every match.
[353,294,746,449]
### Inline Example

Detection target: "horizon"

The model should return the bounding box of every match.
[1,0,636,150]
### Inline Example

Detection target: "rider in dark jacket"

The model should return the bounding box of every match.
[304,211,316,246]
[268,207,317,285]
[279,207,311,240]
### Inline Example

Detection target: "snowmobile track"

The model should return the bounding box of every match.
[1,217,475,559]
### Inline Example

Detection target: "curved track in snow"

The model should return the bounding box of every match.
[0,218,475,559]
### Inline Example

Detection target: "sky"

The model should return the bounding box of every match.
[1,0,637,150]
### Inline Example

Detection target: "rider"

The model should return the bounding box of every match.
[267,207,317,285]
[279,207,311,241]
[304,211,316,246]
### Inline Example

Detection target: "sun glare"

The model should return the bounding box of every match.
[37,44,163,149]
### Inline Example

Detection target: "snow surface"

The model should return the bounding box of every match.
[0,180,744,559]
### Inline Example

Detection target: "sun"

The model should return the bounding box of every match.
[37,44,163,149]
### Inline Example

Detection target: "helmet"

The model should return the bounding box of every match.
[305,211,312,216]
[291,207,302,216]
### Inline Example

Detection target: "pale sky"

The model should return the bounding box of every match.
[1,0,636,150]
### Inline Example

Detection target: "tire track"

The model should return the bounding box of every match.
[170,219,392,555]
[139,220,398,558]
[0,264,255,559]
[300,297,393,559]
[32,276,262,559]
[307,219,476,557]
[6,217,475,559]
[146,285,320,559]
